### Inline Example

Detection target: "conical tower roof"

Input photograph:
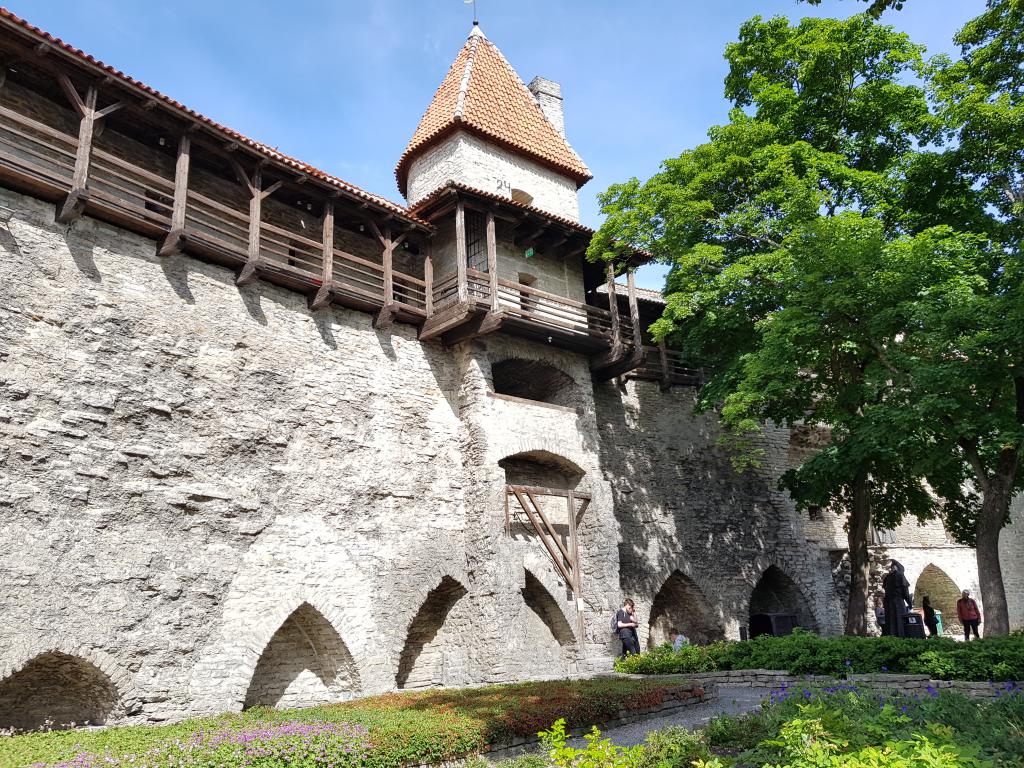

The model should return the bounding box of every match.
[396,26,591,197]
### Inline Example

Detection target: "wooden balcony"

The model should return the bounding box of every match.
[628,346,706,389]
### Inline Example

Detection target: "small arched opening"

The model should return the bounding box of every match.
[243,602,360,710]
[0,652,123,732]
[749,566,818,636]
[511,188,534,206]
[914,564,964,637]
[648,570,726,648]
[396,576,470,689]
[491,358,578,408]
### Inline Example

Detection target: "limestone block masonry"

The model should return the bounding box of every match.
[406,131,582,222]
[0,185,996,728]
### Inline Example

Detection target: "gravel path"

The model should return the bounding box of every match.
[569,684,771,748]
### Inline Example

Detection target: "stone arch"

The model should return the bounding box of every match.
[501,450,585,557]
[914,564,963,636]
[0,651,125,732]
[522,569,576,647]
[489,437,592,481]
[491,358,578,407]
[749,565,819,634]
[0,639,139,732]
[243,602,360,710]
[647,569,726,648]
[396,576,470,689]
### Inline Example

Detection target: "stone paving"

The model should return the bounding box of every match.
[570,684,770,748]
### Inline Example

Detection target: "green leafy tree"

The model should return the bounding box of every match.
[588,14,945,634]
[901,0,1024,636]
[800,0,906,19]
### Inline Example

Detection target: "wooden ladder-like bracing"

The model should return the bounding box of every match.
[505,484,591,642]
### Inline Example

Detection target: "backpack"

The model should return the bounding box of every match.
[610,610,620,633]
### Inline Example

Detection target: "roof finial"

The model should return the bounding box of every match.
[464,0,478,26]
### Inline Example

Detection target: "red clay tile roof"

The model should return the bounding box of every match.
[0,7,429,229]
[396,26,592,198]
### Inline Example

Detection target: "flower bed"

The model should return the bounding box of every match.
[614,630,1024,681]
[0,677,705,768]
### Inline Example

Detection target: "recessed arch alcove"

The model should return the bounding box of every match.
[648,570,726,648]
[749,565,818,634]
[914,564,963,636]
[491,358,578,408]
[396,576,470,690]
[243,602,360,710]
[0,652,123,731]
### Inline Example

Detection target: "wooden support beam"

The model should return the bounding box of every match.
[606,263,621,346]
[56,83,97,224]
[424,241,434,316]
[510,487,574,586]
[310,200,335,310]
[525,490,574,568]
[486,210,499,313]
[627,270,641,347]
[374,223,396,329]
[158,133,191,257]
[455,198,468,303]
[567,490,585,641]
[658,340,671,391]
[515,219,550,248]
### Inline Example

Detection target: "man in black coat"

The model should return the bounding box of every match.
[882,560,913,637]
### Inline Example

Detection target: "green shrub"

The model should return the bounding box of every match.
[636,725,712,767]
[614,630,1024,681]
[538,719,643,768]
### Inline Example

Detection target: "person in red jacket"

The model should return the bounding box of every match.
[956,589,982,641]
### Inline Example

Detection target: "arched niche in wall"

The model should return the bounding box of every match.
[243,602,360,710]
[491,358,578,408]
[914,564,963,636]
[0,652,123,731]
[520,569,579,675]
[396,576,470,690]
[749,565,818,635]
[648,570,726,648]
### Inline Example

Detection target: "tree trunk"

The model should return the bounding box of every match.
[976,473,1014,636]
[845,474,872,635]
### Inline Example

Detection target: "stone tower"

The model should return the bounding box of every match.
[396,25,591,222]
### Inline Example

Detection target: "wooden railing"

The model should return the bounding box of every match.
[0,103,427,316]
[632,346,705,387]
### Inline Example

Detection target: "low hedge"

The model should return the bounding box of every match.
[614,630,1024,680]
[0,677,697,768]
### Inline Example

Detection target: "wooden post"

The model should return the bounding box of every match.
[455,198,468,303]
[486,210,499,312]
[158,133,191,257]
[310,200,335,310]
[606,264,621,346]
[55,76,124,224]
[234,163,283,287]
[375,223,396,328]
[567,489,585,643]
[658,339,671,390]
[627,270,641,348]
[424,241,434,316]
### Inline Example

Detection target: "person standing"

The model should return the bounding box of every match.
[615,598,640,657]
[873,596,887,636]
[922,596,938,637]
[957,590,982,641]
[882,561,913,638]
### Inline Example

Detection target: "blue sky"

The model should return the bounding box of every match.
[10,0,986,289]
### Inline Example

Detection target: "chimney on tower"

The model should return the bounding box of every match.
[528,76,564,137]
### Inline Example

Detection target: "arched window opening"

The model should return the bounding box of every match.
[0,652,122,732]
[243,602,360,710]
[914,564,963,637]
[648,571,726,648]
[396,576,470,690]
[492,358,577,407]
[511,188,534,206]
[749,566,818,637]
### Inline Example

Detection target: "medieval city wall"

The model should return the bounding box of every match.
[406,131,581,222]
[1002,496,1024,631]
[0,188,614,727]
[593,378,845,645]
